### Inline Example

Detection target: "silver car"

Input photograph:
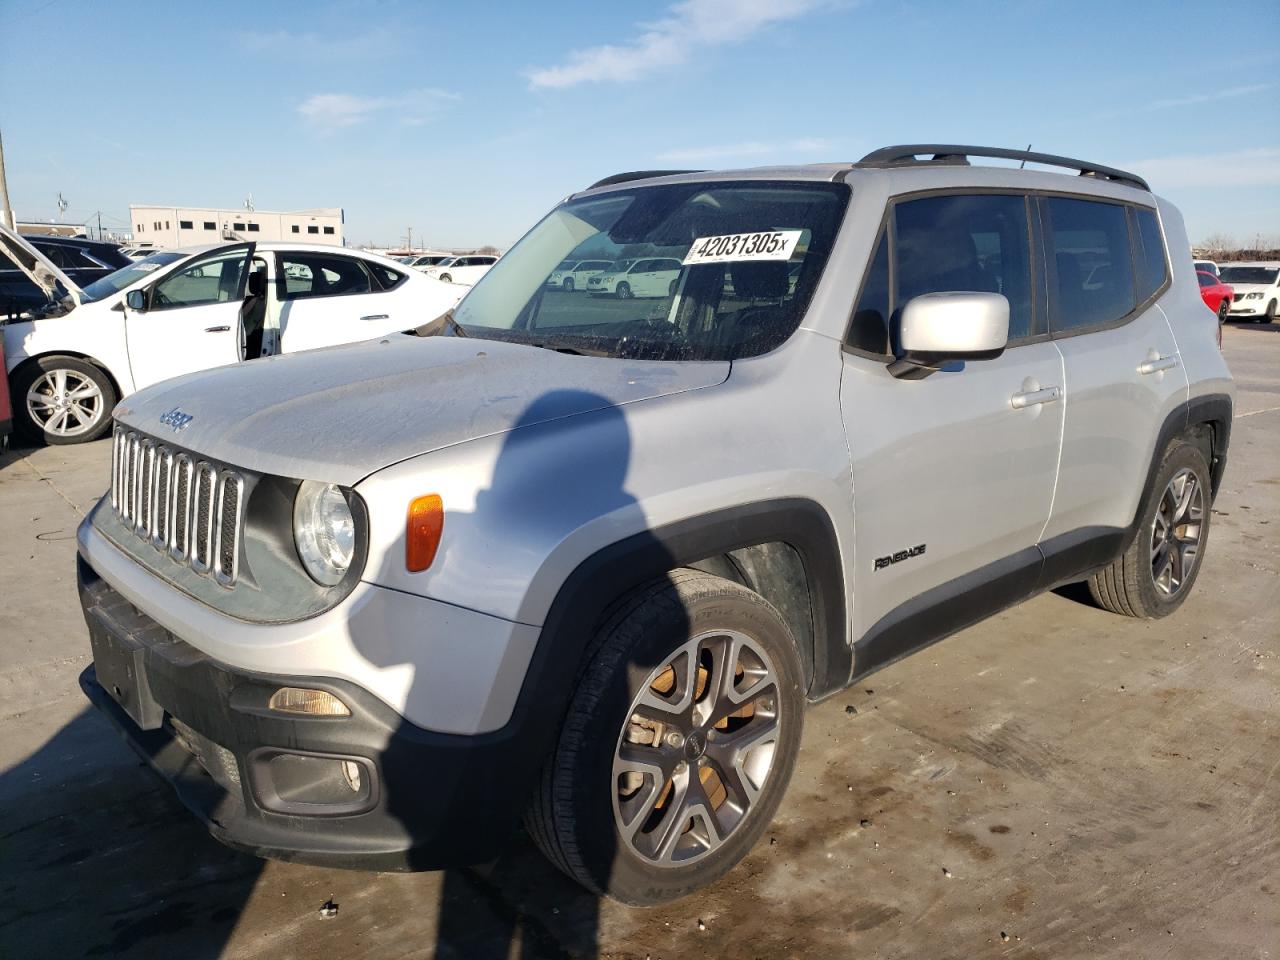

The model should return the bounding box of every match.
[77,145,1233,904]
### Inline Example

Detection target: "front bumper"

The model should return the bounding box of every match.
[77,558,545,870]
[1228,300,1266,316]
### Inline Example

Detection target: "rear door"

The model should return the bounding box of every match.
[1037,198,1187,561]
[124,244,253,389]
[276,251,403,352]
[840,192,1065,657]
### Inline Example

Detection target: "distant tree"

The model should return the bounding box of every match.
[1200,233,1234,258]
[473,245,501,256]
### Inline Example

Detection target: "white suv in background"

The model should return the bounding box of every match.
[546,258,612,291]
[586,257,683,298]
[1220,262,1279,322]
[424,255,498,285]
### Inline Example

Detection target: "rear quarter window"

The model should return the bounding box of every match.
[1132,206,1169,303]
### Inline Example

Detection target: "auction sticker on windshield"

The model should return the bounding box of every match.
[683,230,803,265]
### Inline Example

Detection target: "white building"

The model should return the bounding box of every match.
[128,205,344,249]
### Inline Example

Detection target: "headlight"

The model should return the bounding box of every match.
[293,481,355,586]
[1247,292,1264,300]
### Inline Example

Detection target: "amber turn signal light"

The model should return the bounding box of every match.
[406,494,444,572]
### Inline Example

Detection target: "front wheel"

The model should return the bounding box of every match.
[526,570,804,905]
[1266,299,1277,324]
[1088,441,1211,618]
[562,277,575,292]
[1217,300,1229,325]
[615,282,632,300]
[439,273,453,284]
[13,355,117,445]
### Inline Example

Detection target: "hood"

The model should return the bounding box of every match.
[1226,283,1270,295]
[113,335,729,485]
[0,222,83,307]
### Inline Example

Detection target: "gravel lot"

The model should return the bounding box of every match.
[1,322,1276,959]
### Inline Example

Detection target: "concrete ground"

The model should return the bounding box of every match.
[1,323,1276,960]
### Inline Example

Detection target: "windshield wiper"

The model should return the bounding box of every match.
[412,309,468,338]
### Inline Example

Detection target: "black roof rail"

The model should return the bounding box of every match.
[589,169,703,189]
[855,144,1149,191]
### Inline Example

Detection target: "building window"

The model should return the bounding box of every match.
[154,222,161,230]
[307,225,319,234]
[136,224,143,232]
[165,221,170,229]
[203,221,216,230]
[179,220,193,230]
[323,226,335,235]
[247,223,260,232]
[233,223,245,230]
[291,225,300,234]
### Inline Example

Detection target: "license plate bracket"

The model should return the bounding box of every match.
[89,615,164,730]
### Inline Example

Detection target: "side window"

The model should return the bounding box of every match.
[1196,272,1214,289]
[1043,197,1136,333]
[1132,206,1168,303]
[150,249,250,310]
[893,193,1036,342]
[278,255,373,300]
[848,229,890,356]
[369,262,406,290]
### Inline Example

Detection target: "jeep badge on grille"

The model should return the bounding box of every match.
[159,408,193,432]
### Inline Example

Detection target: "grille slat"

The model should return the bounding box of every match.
[110,426,244,587]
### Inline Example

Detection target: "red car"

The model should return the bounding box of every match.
[1197,270,1234,323]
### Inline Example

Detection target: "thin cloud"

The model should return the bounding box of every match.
[527,0,826,89]
[239,28,398,60]
[1126,147,1280,189]
[657,138,833,162]
[1148,83,1273,110]
[298,89,461,132]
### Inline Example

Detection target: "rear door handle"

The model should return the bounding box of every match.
[204,325,230,333]
[1138,355,1178,375]
[360,314,390,322]
[1010,386,1061,409]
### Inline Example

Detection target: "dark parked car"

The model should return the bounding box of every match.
[0,236,131,319]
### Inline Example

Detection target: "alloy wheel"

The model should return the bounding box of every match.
[612,629,781,867]
[26,369,104,438]
[1150,467,1204,598]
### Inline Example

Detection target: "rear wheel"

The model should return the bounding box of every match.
[13,356,116,445]
[1088,441,1211,618]
[526,569,804,905]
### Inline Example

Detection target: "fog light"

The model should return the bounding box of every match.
[268,687,351,717]
[342,760,362,793]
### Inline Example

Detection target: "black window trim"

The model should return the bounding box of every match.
[841,185,1169,360]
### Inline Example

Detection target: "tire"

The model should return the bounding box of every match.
[563,277,575,292]
[1266,300,1277,324]
[526,569,805,905]
[616,281,632,300]
[1088,441,1212,618]
[1217,300,1229,324]
[439,273,452,284]
[13,355,117,446]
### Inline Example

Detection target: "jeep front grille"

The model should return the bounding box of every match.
[111,427,245,586]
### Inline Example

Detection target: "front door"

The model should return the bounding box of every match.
[839,193,1064,666]
[124,244,254,390]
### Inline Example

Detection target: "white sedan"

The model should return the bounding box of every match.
[423,254,498,285]
[1,225,462,444]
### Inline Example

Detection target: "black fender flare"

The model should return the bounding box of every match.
[502,498,849,779]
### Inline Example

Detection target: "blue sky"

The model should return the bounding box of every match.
[1,0,1276,249]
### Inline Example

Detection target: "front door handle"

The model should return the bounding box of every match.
[1010,386,1061,409]
[1138,355,1178,375]
[360,314,390,322]
[204,325,230,333]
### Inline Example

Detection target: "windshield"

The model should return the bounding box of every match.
[1220,266,1278,285]
[451,180,850,361]
[78,252,185,303]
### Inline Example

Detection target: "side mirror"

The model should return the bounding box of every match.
[889,292,1009,380]
[125,289,147,312]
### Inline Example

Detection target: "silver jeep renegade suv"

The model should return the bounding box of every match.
[78,145,1233,904]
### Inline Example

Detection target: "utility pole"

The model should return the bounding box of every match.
[97,211,103,241]
[406,226,412,251]
[0,128,15,230]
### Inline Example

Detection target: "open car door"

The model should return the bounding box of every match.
[122,243,255,390]
[0,221,84,314]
